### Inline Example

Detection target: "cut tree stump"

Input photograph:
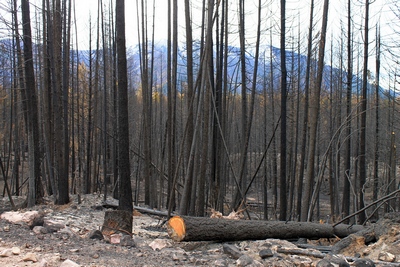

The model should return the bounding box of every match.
[167,216,364,242]
[101,210,133,236]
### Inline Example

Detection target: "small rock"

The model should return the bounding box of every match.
[92,253,100,259]
[352,258,375,267]
[60,259,80,267]
[88,229,104,240]
[11,247,20,255]
[172,253,180,261]
[3,225,10,232]
[149,238,170,251]
[110,233,121,244]
[0,248,13,257]
[120,235,135,247]
[259,248,273,259]
[261,239,299,250]
[189,258,208,265]
[316,259,334,267]
[236,254,254,266]
[43,219,65,233]
[378,251,396,262]
[133,236,147,247]
[23,252,38,262]
[34,246,42,252]
[323,254,349,267]
[51,253,61,261]
[60,226,76,237]
[223,243,243,260]
[33,226,48,234]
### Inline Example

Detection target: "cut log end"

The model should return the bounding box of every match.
[167,216,186,242]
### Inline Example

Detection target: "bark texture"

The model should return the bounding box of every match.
[101,210,132,236]
[116,0,133,212]
[167,216,364,242]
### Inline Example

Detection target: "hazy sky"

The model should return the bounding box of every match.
[68,0,395,60]
[1,0,394,50]
[72,0,176,49]
[0,0,396,86]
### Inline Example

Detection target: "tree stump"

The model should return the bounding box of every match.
[101,210,132,236]
[332,212,400,254]
[167,216,364,242]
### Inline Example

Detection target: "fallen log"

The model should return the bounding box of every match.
[167,216,364,242]
[101,201,176,217]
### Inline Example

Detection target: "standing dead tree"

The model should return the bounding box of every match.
[21,0,43,207]
[301,0,330,222]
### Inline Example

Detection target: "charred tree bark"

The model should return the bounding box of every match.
[359,0,370,224]
[179,0,195,215]
[167,216,364,242]
[232,0,248,210]
[84,18,94,195]
[233,0,262,212]
[279,0,288,222]
[372,25,380,221]
[166,0,178,213]
[21,0,43,207]
[101,210,132,236]
[342,0,353,223]
[296,0,313,220]
[100,0,134,237]
[301,0,329,222]
[46,0,69,205]
[116,0,133,213]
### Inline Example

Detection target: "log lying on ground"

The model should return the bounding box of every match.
[167,216,364,242]
[101,201,175,217]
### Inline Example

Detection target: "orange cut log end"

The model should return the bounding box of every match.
[167,216,186,242]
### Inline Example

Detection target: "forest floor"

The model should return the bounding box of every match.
[0,194,399,267]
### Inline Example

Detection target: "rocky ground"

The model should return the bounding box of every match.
[0,194,399,267]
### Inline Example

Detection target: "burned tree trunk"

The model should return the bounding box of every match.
[101,210,132,237]
[167,216,364,242]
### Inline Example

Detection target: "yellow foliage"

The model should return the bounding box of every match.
[152,91,161,102]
